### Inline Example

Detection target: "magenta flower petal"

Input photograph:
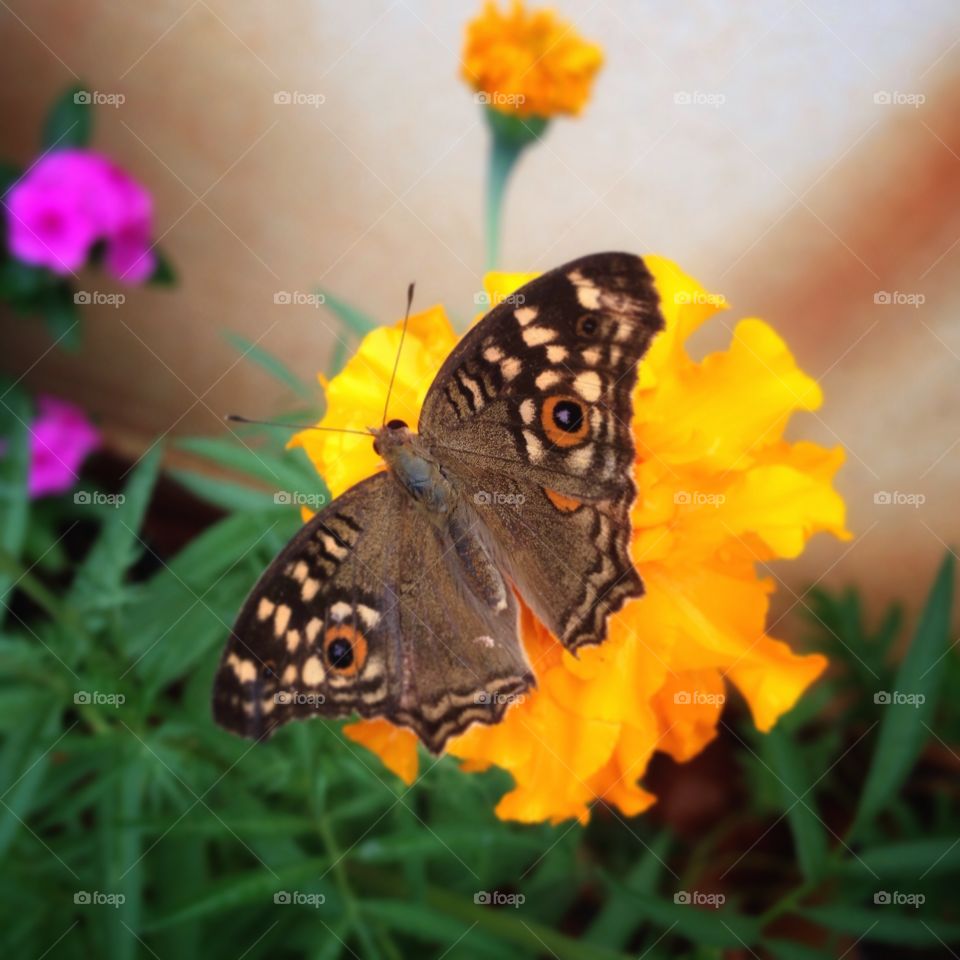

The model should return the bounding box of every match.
[4,149,157,284]
[27,395,100,499]
[105,220,156,284]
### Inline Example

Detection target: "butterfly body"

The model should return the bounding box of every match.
[214,253,666,753]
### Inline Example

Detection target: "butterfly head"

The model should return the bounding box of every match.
[371,418,412,458]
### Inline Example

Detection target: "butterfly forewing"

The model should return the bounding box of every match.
[419,253,664,649]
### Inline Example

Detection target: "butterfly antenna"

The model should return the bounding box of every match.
[382,282,415,427]
[225,414,370,437]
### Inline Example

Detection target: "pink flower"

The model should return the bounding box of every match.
[27,396,100,498]
[5,149,156,284]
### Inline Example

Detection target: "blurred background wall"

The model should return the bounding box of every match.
[1,0,958,614]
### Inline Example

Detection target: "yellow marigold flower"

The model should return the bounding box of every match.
[462,1,604,118]
[291,257,850,824]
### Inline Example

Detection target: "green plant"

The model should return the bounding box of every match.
[0,364,957,959]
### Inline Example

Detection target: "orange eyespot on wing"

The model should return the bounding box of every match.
[323,624,368,677]
[541,395,590,447]
[544,487,582,512]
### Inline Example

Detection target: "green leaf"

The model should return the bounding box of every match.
[588,833,671,948]
[170,468,281,514]
[0,162,22,196]
[805,904,960,946]
[761,724,828,881]
[317,289,379,337]
[609,893,760,948]
[42,84,93,149]
[841,838,960,878]
[145,859,331,929]
[765,939,835,960]
[70,446,162,607]
[177,436,328,508]
[0,259,53,304]
[0,390,31,626]
[851,551,955,834]
[222,331,314,402]
[39,284,81,350]
[148,249,176,286]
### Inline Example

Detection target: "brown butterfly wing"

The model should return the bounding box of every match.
[419,253,665,649]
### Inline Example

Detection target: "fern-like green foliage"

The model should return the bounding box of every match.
[0,359,957,959]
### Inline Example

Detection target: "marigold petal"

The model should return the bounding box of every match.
[343,719,420,785]
[462,1,604,118]
[727,641,829,732]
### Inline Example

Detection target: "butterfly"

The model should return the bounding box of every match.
[213,253,665,753]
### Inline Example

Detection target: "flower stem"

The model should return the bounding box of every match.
[485,134,521,272]
[483,108,548,272]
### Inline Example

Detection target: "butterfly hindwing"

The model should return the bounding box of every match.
[213,474,533,752]
[213,474,398,740]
